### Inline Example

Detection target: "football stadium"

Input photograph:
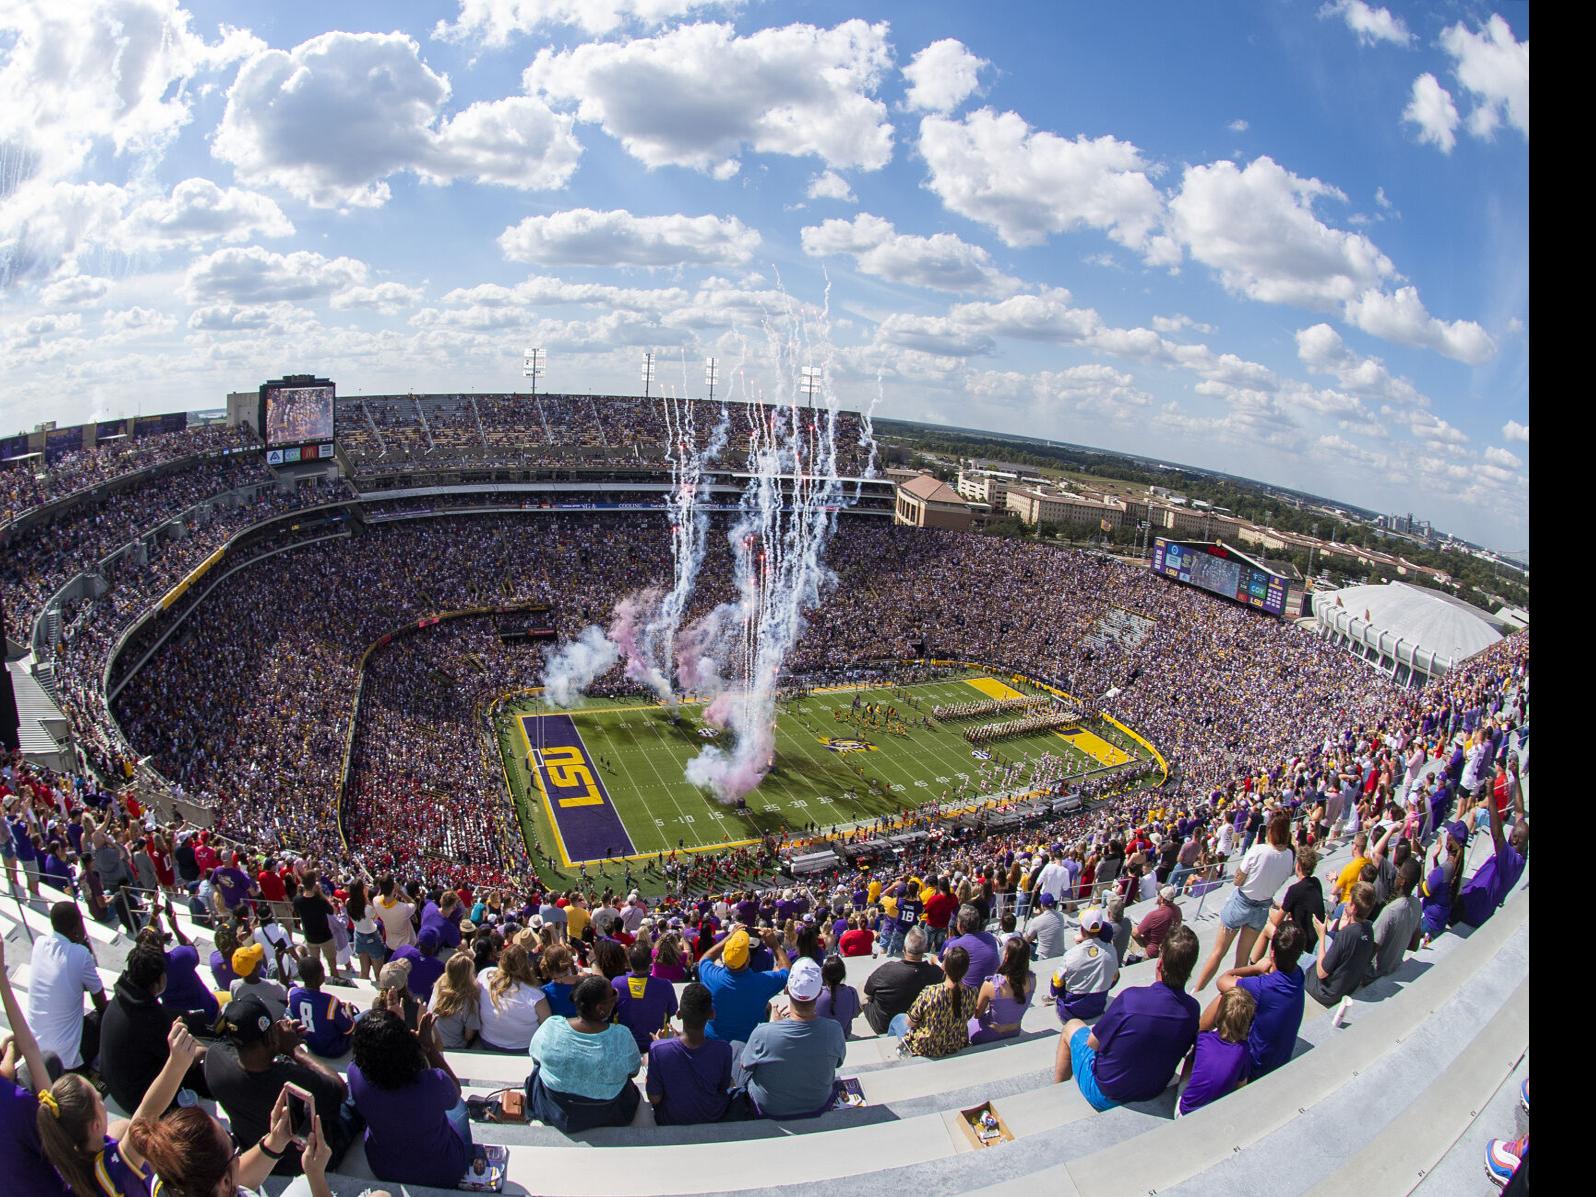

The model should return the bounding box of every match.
[1,4,1529,1196]
[0,386,1530,1197]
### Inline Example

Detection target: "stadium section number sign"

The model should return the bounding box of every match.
[1151,537,1286,617]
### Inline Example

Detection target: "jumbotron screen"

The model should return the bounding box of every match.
[1151,537,1287,617]
[263,384,335,447]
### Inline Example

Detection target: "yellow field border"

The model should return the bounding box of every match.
[491,664,1165,869]
[493,690,764,868]
[929,658,1168,788]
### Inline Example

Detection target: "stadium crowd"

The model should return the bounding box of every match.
[335,393,873,478]
[0,444,1533,1189]
[0,423,257,527]
[0,613,1526,1187]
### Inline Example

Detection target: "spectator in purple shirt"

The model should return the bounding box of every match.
[1054,926,1200,1112]
[941,904,1000,989]
[614,943,679,1052]
[1453,787,1528,930]
[391,929,446,1003]
[210,854,256,914]
[647,983,734,1125]
[1177,985,1254,1116]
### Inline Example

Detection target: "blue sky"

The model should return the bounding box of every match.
[0,1,1528,547]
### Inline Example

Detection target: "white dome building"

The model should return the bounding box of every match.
[1312,580,1509,686]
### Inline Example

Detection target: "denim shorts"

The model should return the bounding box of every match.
[353,930,387,959]
[1220,889,1273,932]
[1070,1025,1119,1112]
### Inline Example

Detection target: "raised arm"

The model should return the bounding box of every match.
[0,939,52,1093]
[122,1024,206,1173]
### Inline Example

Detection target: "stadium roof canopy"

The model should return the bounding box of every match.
[1316,581,1506,668]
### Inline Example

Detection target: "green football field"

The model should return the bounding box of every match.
[493,670,1153,877]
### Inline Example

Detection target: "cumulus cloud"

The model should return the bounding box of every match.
[918,108,1176,264]
[1151,313,1215,335]
[434,1,741,45]
[800,213,1019,293]
[1341,286,1495,365]
[185,246,370,305]
[1403,73,1459,153]
[329,282,424,315]
[498,208,760,268]
[0,0,262,183]
[1440,15,1529,140]
[1318,1,1413,47]
[443,276,687,313]
[524,21,893,178]
[968,364,1154,418]
[40,275,112,306]
[213,31,581,208]
[1294,322,1424,408]
[103,305,176,335]
[1167,156,1394,309]
[805,170,857,203]
[186,302,312,333]
[902,39,987,114]
[1502,420,1529,444]
[119,178,294,250]
[1483,445,1521,469]
[1228,119,1249,133]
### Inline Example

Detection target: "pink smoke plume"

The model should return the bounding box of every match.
[675,604,733,696]
[609,588,671,699]
[685,714,774,801]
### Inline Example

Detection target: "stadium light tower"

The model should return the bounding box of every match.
[800,365,821,410]
[522,347,544,398]
[642,351,656,399]
[705,357,719,402]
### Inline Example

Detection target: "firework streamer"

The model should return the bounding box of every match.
[685,291,860,803]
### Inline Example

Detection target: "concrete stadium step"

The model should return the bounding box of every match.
[301,868,1532,1193]
[962,885,1529,1197]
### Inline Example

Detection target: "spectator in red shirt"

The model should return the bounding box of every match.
[193,835,219,877]
[923,877,958,952]
[838,915,874,957]
[1125,885,1184,965]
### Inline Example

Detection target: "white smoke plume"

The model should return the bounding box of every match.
[541,624,619,708]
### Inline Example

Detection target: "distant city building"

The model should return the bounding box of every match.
[1006,487,1123,529]
[894,472,973,531]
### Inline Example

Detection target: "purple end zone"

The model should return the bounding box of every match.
[519,714,636,863]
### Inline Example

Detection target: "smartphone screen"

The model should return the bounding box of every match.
[282,1084,314,1146]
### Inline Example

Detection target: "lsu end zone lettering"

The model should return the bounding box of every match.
[518,714,636,864]
[818,736,877,753]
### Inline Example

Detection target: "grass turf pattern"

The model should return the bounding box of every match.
[494,672,1150,872]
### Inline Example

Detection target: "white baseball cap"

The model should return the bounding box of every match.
[787,957,824,1001]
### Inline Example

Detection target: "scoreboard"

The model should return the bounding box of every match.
[1151,537,1288,617]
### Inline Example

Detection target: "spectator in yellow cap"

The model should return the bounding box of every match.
[696,925,790,1043]
[228,943,288,1020]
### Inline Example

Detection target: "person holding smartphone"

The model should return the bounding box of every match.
[203,995,356,1177]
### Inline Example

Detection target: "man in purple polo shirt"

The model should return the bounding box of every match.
[940,904,999,988]
[1054,925,1200,1111]
[1453,789,1528,929]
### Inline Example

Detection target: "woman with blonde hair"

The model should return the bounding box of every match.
[429,952,483,1049]
[475,942,550,1051]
